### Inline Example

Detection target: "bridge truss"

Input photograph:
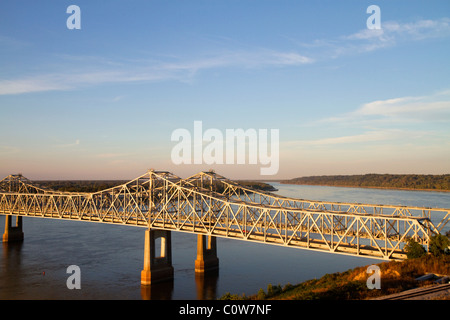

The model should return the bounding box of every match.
[0,170,448,260]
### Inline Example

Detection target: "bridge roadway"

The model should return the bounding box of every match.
[1,170,449,284]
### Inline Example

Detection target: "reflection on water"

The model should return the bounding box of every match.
[195,270,219,300]
[139,271,219,300]
[141,280,174,300]
[1,183,449,300]
[2,241,24,294]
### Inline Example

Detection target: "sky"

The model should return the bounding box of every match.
[0,0,449,180]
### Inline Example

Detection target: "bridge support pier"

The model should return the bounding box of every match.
[195,234,219,274]
[2,215,24,243]
[141,229,174,285]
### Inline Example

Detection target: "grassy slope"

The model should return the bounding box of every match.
[266,255,450,300]
[221,255,450,300]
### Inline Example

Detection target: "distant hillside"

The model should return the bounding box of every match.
[35,180,277,193]
[281,174,450,191]
[36,180,128,193]
[238,180,278,192]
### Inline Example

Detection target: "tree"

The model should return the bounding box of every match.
[405,239,426,259]
[257,288,266,300]
[429,234,450,257]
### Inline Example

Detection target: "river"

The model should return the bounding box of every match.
[1,182,449,299]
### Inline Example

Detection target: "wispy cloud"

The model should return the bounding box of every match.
[346,18,450,52]
[0,35,30,50]
[0,145,21,155]
[324,90,450,124]
[356,99,450,120]
[0,48,313,96]
[94,152,130,159]
[285,129,412,148]
[1,17,447,96]
[288,90,450,149]
[0,76,71,95]
[296,17,450,59]
[112,95,125,102]
[54,139,80,148]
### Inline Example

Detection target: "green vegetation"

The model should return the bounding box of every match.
[237,180,278,192]
[429,233,450,257]
[282,174,450,191]
[220,233,450,300]
[406,232,450,259]
[35,179,276,193]
[36,180,128,193]
[221,255,450,300]
[404,239,427,259]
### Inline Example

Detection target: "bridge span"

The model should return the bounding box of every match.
[1,170,449,284]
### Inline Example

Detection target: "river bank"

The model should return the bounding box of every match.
[221,254,450,300]
[281,174,450,193]
[281,183,450,194]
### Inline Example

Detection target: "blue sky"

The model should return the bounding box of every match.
[1,0,450,180]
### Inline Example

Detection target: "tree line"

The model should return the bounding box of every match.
[35,179,276,193]
[35,180,128,193]
[282,174,450,191]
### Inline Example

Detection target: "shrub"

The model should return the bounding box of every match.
[282,283,293,291]
[429,234,450,257]
[266,283,282,297]
[405,238,427,259]
[219,292,246,300]
[257,288,266,300]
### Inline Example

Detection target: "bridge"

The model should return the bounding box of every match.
[1,170,449,284]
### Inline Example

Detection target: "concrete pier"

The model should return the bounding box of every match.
[2,216,24,243]
[195,234,219,273]
[141,229,174,285]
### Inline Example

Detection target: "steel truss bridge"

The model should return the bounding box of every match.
[1,170,449,261]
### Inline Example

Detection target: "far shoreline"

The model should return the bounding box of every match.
[279,181,450,193]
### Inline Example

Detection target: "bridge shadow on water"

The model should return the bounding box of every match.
[1,241,24,282]
[140,270,219,300]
